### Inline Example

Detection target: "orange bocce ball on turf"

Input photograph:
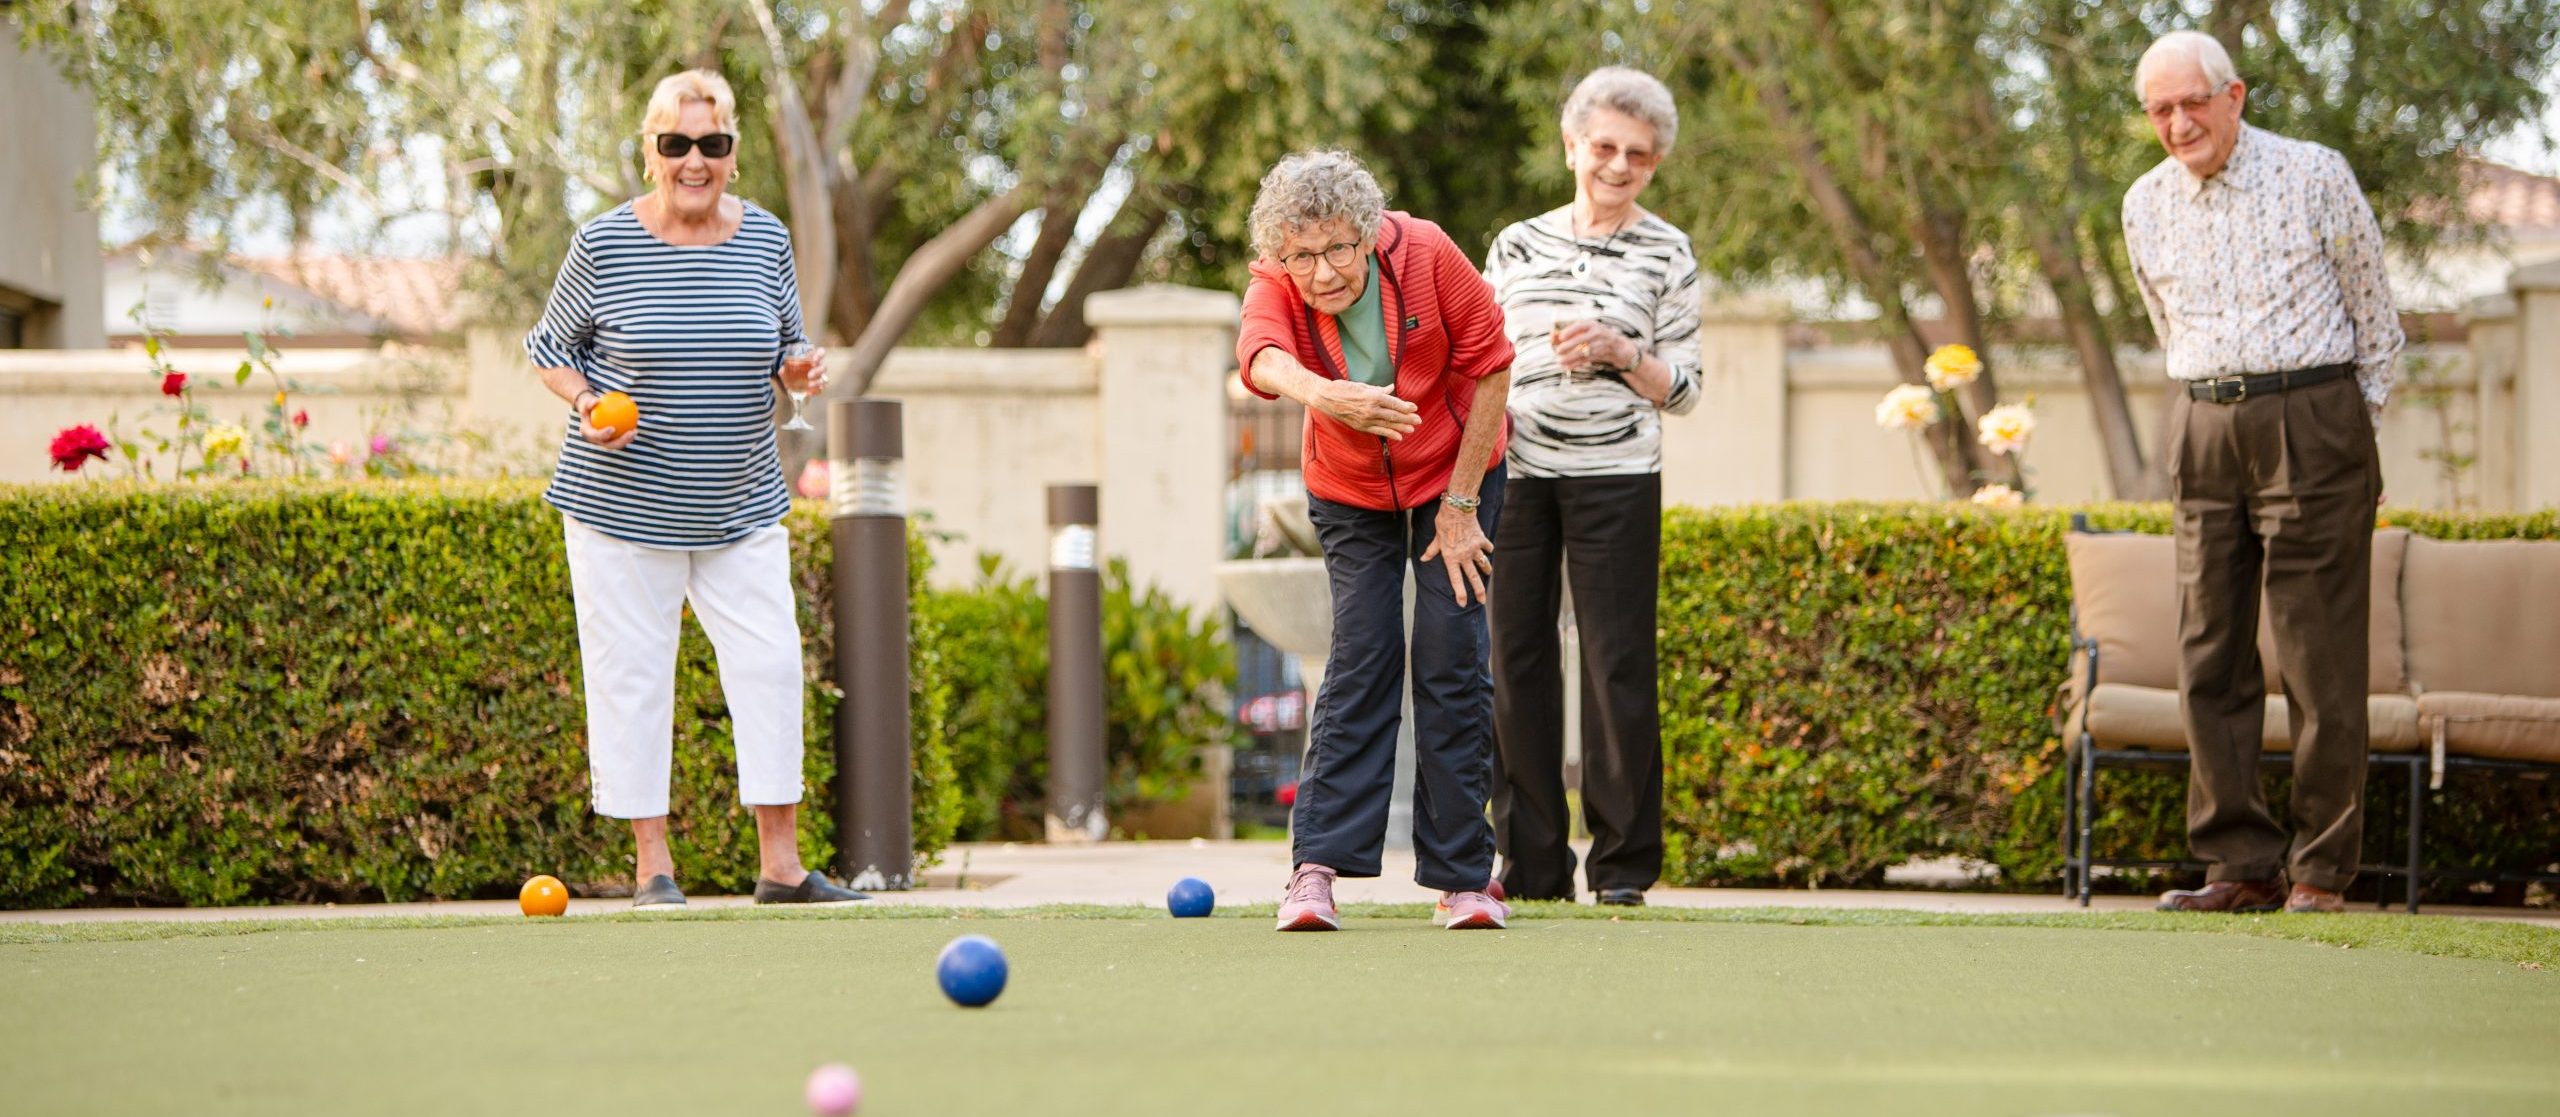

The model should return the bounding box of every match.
[520,874,570,917]
[589,391,639,434]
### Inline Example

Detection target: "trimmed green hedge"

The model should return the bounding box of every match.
[0,481,961,907]
[1657,502,2560,894]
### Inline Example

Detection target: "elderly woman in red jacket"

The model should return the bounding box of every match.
[1236,150,1515,932]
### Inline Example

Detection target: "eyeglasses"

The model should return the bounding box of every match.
[650,131,737,159]
[1278,241,1362,275]
[2141,86,2231,123]
[1582,140,1660,171]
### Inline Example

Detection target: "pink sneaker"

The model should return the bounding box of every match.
[1435,888,1509,930]
[1275,863,1340,932]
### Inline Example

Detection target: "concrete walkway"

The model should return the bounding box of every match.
[4,840,2554,926]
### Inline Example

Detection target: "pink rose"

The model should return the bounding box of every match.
[796,459,831,500]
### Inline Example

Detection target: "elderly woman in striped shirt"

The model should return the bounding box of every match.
[525,69,866,909]
[1483,67,1702,908]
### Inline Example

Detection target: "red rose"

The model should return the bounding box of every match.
[49,424,111,472]
[161,372,187,396]
[1275,781,1298,807]
[292,409,309,428]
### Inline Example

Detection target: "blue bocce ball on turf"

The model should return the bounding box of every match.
[936,934,1008,1008]
[1167,876,1216,918]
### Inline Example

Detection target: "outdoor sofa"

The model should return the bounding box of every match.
[2059,518,2560,911]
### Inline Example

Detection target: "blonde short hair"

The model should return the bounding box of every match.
[641,69,739,136]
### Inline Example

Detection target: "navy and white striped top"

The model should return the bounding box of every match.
[526,199,805,549]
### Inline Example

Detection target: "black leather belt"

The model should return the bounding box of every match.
[2184,361,2354,403]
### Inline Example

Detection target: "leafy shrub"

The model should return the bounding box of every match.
[923,557,1240,840]
[1657,502,2560,893]
[0,481,959,907]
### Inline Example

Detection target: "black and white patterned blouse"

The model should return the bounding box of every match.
[525,200,804,549]
[1483,208,1702,478]
[2122,124,2403,407]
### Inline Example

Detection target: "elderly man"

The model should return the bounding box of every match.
[1236,150,1516,932]
[2122,31,2402,915]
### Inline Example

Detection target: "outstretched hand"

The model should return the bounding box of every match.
[1311,380,1421,440]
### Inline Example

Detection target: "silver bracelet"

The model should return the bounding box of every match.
[1441,491,1481,512]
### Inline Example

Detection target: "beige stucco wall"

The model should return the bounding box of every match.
[0,16,105,348]
[0,347,474,483]
[4,289,1243,612]
[1665,329,2504,511]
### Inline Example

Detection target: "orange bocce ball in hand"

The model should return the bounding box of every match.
[589,391,639,434]
[520,874,570,917]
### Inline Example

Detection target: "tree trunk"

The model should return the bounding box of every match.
[2025,216,2156,499]
[1905,202,2020,488]
[844,184,1037,396]
[780,183,1038,472]
[1733,45,1976,497]
[829,156,879,344]
[991,169,1097,347]
[1029,193,1170,348]
[745,0,838,343]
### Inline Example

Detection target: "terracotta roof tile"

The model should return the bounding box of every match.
[235,255,472,339]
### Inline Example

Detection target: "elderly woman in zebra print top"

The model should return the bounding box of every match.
[1482,66,1702,908]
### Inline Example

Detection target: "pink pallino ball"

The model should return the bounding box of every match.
[805,1063,862,1116]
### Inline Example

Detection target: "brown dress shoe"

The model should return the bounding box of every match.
[2156,879,2286,913]
[2284,884,2346,913]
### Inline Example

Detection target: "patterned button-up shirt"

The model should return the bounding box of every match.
[2122,124,2403,409]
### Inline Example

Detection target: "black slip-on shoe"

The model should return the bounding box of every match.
[754,869,871,905]
[1596,887,1648,907]
[632,874,687,911]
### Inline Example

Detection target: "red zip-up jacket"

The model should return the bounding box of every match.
[1236,211,1513,512]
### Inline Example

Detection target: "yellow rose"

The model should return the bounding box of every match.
[1924,344,1982,392]
[204,425,246,459]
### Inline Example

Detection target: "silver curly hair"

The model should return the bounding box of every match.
[1249,150,1387,260]
[1562,67,1678,152]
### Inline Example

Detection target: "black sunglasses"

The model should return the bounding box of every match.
[651,132,736,159]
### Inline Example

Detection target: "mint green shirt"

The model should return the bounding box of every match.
[1331,256,1393,388]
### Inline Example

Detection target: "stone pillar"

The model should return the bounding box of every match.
[2464,292,2521,512]
[2508,261,2560,511]
[1660,294,1789,508]
[1085,284,1240,613]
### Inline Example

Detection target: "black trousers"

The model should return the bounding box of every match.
[1489,471,1663,899]
[1292,464,1507,893]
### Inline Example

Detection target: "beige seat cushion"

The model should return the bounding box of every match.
[2402,538,2560,699]
[2417,691,2560,764]
[2066,530,2411,698]
[2068,685,2420,754]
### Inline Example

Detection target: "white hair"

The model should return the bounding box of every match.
[1249,150,1387,259]
[2135,31,2240,98]
[1562,66,1679,152]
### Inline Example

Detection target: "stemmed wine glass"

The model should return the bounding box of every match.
[781,341,817,431]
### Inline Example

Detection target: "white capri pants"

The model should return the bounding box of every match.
[563,516,806,818]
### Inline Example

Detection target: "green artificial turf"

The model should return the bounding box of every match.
[6,906,2557,1116]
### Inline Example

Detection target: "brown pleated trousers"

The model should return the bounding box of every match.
[2170,374,2380,892]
